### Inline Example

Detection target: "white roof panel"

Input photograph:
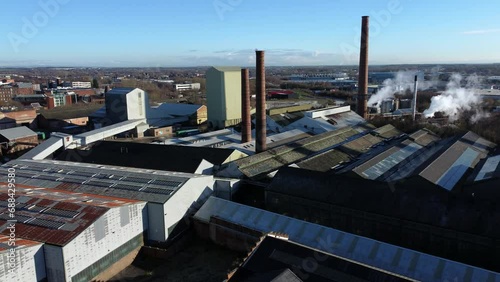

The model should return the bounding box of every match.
[475,155,500,182]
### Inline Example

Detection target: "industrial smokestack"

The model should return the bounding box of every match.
[357,16,369,119]
[255,50,267,153]
[412,75,418,121]
[241,69,251,143]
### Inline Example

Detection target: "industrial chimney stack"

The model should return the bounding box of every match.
[241,69,251,143]
[412,75,418,121]
[357,16,369,119]
[255,50,267,153]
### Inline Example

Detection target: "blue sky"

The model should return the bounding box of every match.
[1,0,499,67]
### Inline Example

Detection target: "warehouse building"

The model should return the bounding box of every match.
[0,183,146,282]
[265,166,500,272]
[194,196,500,282]
[206,67,242,129]
[0,159,215,243]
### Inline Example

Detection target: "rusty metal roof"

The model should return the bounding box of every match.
[0,184,141,208]
[0,194,109,246]
[0,159,209,204]
[0,235,42,252]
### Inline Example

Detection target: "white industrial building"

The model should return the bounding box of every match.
[0,236,45,282]
[1,159,215,242]
[174,83,201,91]
[0,183,146,282]
[71,81,91,89]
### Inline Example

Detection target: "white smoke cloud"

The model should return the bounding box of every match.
[423,73,484,122]
[367,71,435,107]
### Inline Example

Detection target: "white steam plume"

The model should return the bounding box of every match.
[367,71,435,107]
[423,73,486,122]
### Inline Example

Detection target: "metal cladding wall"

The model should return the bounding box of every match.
[241,69,251,143]
[0,244,46,282]
[255,50,267,153]
[162,176,215,240]
[43,203,146,281]
[105,94,128,123]
[206,67,242,129]
[357,16,369,119]
[265,190,500,273]
[126,89,147,120]
[206,68,226,128]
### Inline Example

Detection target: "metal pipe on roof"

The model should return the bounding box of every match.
[256,50,267,153]
[241,69,252,143]
[413,75,418,121]
[357,16,369,119]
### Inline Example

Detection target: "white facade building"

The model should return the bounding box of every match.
[0,184,147,282]
[71,81,92,88]
[1,159,215,243]
[174,83,201,91]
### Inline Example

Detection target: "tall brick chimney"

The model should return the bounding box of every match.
[241,68,251,143]
[357,16,369,119]
[255,50,267,153]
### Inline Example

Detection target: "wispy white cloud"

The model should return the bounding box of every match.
[462,28,500,35]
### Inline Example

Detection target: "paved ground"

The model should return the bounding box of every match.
[109,238,244,282]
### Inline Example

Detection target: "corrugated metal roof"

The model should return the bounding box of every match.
[0,184,141,208]
[419,131,496,190]
[409,129,440,146]
[284,111,369,134]
[1,159,210,204]
[195,196,500,282]
[232,126,365,178]
[354,140,423,180]
[154,103,203,116]
[474,155,500,182]
[0,126,37,140]
[231,235,413,281]
[0,235,42,252]
[372,124,403,139]
[0,192,110,246]
[296,149,351,172]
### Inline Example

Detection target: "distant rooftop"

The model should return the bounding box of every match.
[209,66,241,72]
[104,87,136,95]
[38,104,104,120]
[0,126,37,140]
